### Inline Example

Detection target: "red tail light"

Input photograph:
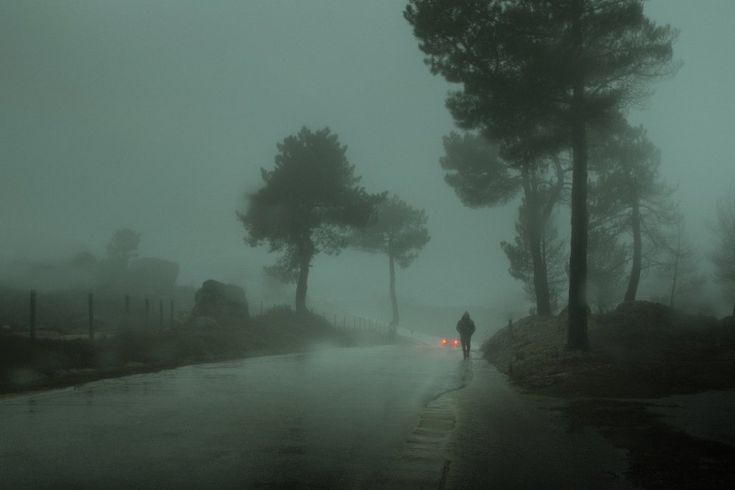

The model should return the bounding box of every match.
[452,339,460,347]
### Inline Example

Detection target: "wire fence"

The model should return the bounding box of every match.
[1,289,179,342]
[4,290,395,345]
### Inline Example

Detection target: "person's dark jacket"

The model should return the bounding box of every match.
[456,314,476,338]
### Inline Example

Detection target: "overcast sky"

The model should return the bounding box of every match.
[1,1,734,315]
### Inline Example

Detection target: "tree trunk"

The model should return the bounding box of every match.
[388,253,399,331]
[529,221,552,316]
[567,120,589,350]
[567,1,589,350]
[523,170,552,316]
[624,196,642,302]
[295,256,311,313]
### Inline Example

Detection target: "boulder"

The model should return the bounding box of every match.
[191,280,249,326]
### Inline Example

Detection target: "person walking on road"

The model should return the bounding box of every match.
[456,312,476,360]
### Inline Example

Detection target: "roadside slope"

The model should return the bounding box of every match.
[482,301,735,398]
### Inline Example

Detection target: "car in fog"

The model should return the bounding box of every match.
[439,337,460,348]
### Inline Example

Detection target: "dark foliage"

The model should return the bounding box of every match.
[237,127,380,312]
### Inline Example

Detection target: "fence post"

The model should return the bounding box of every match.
[144,298,150,329]
[88,292,95,341]
[29,289,37,343]
[124,295,131,330]
[159,299,164,330]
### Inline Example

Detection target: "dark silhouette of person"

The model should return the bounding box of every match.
[456,311,476,360]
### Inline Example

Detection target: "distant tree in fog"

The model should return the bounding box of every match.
[352,195,430,330]
[105,228,141,266]
[98,228,141,290]
[711,195,735,316]
[656,223,704,310]
[238,127,378,313]
[406,0,677,349]
[589,121,678,303]
[440,132,566,316]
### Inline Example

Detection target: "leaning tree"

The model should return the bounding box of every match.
[440,132,566,315]
[352,194,430,331]
[405,0,677,348]
[586,224,628,313]
[589,120,677,303]
[238,127,377,313]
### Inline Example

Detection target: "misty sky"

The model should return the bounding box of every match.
[1,1,734,315]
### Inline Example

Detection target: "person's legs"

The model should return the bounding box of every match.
[460,336,469,359]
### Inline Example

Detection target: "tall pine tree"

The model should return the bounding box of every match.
[405,0,677,348]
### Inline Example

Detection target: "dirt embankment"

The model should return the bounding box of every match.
[483,301,735,398]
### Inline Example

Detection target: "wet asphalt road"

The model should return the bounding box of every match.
[0,343,630,489]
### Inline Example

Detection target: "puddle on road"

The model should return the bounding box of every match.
[559,398,735,489]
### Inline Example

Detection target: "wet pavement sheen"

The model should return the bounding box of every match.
[1,344,463,489]
[0,343,630,489]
